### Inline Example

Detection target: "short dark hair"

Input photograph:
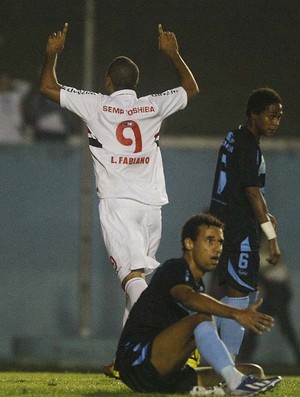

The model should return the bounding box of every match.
[107,56,139,90]
[181,213,224,251]
[245,88,282,117]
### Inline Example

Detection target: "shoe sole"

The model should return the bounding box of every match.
[230,376,282,396]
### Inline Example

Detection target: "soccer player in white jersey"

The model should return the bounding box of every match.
[40,23,199,375]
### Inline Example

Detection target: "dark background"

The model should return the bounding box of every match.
[1,0,299,137]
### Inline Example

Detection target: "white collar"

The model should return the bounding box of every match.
[110,89,137,98]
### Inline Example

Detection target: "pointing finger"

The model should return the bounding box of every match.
[158,24,163,35]
[62,22,68,36]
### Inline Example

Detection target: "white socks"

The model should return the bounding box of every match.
[220,365,245,390]
[123,277,148,326]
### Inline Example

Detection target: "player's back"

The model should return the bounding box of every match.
[95,91,161,154]
[61,85,187,204]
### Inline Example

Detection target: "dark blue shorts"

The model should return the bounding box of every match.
[115,339,197,393]
[218,250,259,293]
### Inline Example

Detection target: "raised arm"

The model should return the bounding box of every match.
[39,23,68,104]
[245,186,281,265]
[158,24,199,100]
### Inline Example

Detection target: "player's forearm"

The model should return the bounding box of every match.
[168,51,199,100]
[39,53,61,103]
[173,286,249,323]
[245,186,270,224]
[181,290,241,319]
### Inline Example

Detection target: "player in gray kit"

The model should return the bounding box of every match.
[39,23,199,376]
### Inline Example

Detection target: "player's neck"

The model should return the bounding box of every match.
[184,257,205,283]
[245,121,260,139]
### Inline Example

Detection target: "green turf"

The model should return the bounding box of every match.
[0,372,298,396]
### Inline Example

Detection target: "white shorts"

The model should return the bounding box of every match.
[99,198,162,283]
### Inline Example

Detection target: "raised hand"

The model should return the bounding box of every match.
[46,23,68,56]
[158,23,179,56]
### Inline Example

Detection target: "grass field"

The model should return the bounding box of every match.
[0,372,299,396]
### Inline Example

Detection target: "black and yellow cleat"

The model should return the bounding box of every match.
[186,349,201,369]
[102,361,120,379]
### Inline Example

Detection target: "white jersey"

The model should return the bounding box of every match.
[60,86,187,205]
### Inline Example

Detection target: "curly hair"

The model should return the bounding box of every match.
[245,87,282,117]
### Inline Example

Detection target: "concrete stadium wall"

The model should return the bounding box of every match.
[0,142,299,366]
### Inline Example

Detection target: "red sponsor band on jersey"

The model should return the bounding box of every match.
[111,156,150,165]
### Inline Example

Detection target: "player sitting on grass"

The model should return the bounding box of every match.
[115,213,282,396]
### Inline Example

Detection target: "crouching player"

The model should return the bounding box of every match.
[115,213,281,395]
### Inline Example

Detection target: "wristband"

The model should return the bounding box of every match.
[260,221,276,240]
